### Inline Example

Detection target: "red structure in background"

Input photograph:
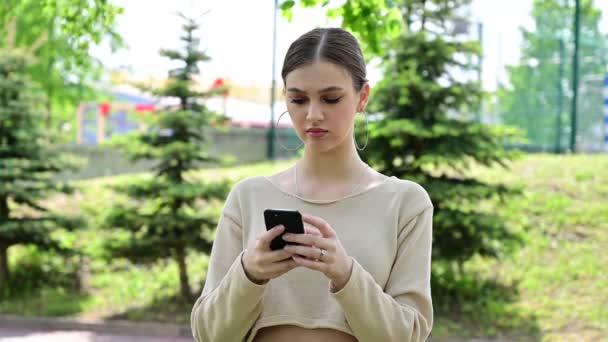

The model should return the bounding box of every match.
[210,78,228,97]
[99,102,156,117]
[81,79,236,145]
[99,103,111,117]
[134,104,156,112]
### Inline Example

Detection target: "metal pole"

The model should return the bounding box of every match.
[603,76,608,152]
[555,39,565,154]
[477,21,483,122]
[570,0,581,153]
[267,0,278,160]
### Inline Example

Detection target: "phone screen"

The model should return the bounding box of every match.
[264,209,305,250]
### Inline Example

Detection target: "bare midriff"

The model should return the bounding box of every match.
[253,325,357,342]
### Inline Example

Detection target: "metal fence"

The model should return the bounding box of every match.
[56,127,301,181]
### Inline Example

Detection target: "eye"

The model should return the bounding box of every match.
[290,98,306,105]
[324,97,342,104]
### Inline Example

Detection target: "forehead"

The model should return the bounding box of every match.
[285,61,353,92]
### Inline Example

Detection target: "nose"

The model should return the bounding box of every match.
[306,102,324,122]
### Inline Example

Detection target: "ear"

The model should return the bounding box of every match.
[357,82,370,112]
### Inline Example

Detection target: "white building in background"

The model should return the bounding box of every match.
[76,82,293,145]
[204,97,291,129]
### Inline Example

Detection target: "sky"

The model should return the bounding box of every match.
[91,0,608,92]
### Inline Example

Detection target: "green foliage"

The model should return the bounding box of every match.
[101,14,229,300]
[356,1,525,271]
[0,0,124,136]
[498,0,608,151]
[0,47,82,294]
[455,154,608,341]
[1,245,81,300]
[280,0,402,57]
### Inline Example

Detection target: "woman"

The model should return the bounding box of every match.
[191,27,434,342]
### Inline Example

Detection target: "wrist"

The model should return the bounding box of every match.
[330,257,353,292]
[241,250,268,285]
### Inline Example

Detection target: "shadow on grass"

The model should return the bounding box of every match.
[431,272,542,341]
[106,293,193,325]
[0,286,92,317]
[0,255,92,317]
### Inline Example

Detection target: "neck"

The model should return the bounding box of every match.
[298,139,366,183]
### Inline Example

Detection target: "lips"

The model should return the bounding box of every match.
[306,128,328,133]
[306,128,328,138]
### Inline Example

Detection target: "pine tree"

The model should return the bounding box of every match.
[103,14,230,301]
[359,0,523,289]
[0,29,80,295]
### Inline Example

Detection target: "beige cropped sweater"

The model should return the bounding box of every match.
[191,175,434,342]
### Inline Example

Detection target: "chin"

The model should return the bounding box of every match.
[304,139,348,154]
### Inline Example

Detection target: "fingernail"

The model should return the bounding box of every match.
[276,225,284,230]
[283,233,292,239]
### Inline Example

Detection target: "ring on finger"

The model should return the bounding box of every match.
[318,248,325,262]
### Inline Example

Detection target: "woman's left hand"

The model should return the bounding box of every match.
[282,213,353,292]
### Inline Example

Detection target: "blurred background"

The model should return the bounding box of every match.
[0,1,606,341]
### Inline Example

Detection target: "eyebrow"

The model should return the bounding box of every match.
[286,86,344,93]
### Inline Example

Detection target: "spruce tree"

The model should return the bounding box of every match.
[103,14,229,301]
[360,0,523,286]
[0,42,80,294]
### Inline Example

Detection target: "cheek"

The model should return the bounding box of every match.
[287,109,306,128]
[334,104,358,129]
[286,111,308,138]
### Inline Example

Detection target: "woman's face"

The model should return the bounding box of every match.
[284,61,369,153]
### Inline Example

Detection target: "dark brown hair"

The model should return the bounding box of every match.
[281,28,367,92]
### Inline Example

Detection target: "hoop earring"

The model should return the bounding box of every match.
[275,110,303,151]
[354,111,369,151]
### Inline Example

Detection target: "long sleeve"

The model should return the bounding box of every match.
[331,206,434,342]
[191,185,267,342]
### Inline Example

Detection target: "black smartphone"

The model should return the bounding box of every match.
[264,209,305,251]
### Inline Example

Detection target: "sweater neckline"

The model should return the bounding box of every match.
[261,175,397,204]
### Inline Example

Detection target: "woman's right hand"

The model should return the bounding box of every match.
[241,225,320,284]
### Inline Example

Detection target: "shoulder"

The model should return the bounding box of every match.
[391,178,432,207]
[221,176,270,219]
[227,175,269,197]
[381,177,433,225]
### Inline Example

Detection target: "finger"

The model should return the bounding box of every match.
[283,233,332,250]
[292,255,327,273]
[258,225,285,247]
[267,258,299,276]
[265,248,295,262]
[302,214,336,238]
[304,225,322,236]
[284,244,334,262]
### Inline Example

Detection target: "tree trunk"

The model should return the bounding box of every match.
[0,197,10,295]
[45,14,56,129]
[0,243,9,296]
[174,245,191,301]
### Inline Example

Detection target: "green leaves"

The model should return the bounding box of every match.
[0,0,125,132]
[280,0,296,11]
[280,0,402,56]
[498,0,608,150]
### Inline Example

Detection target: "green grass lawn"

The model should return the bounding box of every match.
[437,154,608,342]
[2,154,606,341]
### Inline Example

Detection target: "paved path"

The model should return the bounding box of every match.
[0,328,194,342]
